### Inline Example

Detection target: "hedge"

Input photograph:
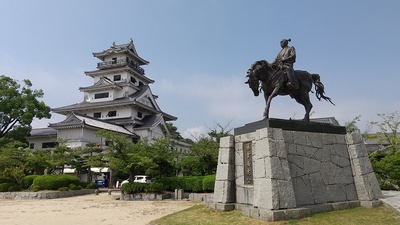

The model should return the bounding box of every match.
[86,182,99,189]
[32,174,80,191]
[121,182,165,194]
[157,175,216,193]
[0,183,14,192]
[21,175,40,189]
[202,174,216,192]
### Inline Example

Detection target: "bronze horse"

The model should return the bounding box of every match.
[245,60,334,122]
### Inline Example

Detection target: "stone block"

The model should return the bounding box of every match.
[367,173,383,199]
[254,138,269,159]
[352,157,374,176]
[347,143,368,159]
[215,163,235,181]
[250,207,260,219]
[216,203,236,211]
[270,157,285,180]
[333,144,350,158]
[293,177,314,206]
[322,133,336,145]
[235,150,243,167]
[241,205,251,217]
[284,208,310,220]
[258,209,274,222]
[217,148,234,165]
[220,136,234,148]
[306,132,323,148]
[331,202,350,211]
[327,185,347,202]
[346,132,363,144]
[304,157,321,174]
[310,172,328,204]
[277,179,296,209]
[253,158,267,179]
[253,178,274,209]
[282,130,294,143]
[254,128,266,140]
[335,134,347,144]
[360,200,381,208]
[236,186,253,205]
[293,132,307,145]
[343,183,358,201]
[308,203,333,214]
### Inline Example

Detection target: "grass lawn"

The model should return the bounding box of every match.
[152,204,400,225]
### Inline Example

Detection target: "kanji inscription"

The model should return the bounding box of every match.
[243,141,253,185]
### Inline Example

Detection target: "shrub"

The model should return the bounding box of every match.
[202,174,216,192]
[58,187,69,191]
[69,183,82,190]
[157,177,183,191]
[86,182,98,189]
[0,183,14,192]
[121,182,165,194]
[21,175,40,189]
[32,175,80,191]
[8,185,22,192]
[184,177,203,192]
[157,175,215,193]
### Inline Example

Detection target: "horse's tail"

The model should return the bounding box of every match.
[311,74,335,106]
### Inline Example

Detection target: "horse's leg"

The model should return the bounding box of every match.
[263,92,269,118]
[263,86,281,119]
[293,91,313,122]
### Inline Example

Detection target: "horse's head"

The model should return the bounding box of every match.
[245,67,260,96]
[245,60,270,96]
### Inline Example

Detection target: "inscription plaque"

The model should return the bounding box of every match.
[243,141,253,185]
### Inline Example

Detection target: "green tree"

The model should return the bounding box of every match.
[44,140,74,174]
[0,141,27,184]
[368,111,400,190]
[24,148,52,175]
[367,112,400,152]
[97,130,155,181]
[179,122,232,176]
[0,75,51,139]
[145,137,179,178]
[71,142,105,182]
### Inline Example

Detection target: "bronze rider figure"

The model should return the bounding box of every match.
[272,38,298,89]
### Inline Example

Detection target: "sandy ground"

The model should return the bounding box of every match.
[0,192,199,225]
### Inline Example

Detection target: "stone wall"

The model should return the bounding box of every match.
[120,192,171,201]
[0,189,95,200]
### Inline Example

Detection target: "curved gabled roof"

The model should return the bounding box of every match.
[93,39,149,65]
[49,112,138,137]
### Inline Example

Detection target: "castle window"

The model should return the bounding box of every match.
[94,92,109,99]
[137,112,143,118]
[112,58,117,64]
[107,111,116,117]
[94,112,101,118]
[113,75,121,81]
[29,143,34,149]
[130,77,136,84]
[42,142,57,148]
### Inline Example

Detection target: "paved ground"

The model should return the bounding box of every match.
[381,190,400,214]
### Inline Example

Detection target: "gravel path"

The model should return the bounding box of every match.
[0,192,198,225]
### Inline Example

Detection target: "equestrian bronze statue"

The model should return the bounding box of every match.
[245,60,334,122]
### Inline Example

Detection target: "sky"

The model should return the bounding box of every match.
[1,0,399,139]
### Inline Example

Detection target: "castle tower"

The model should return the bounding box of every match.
[50,39,176,146]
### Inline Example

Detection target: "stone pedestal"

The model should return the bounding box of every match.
[211,119,382,221]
